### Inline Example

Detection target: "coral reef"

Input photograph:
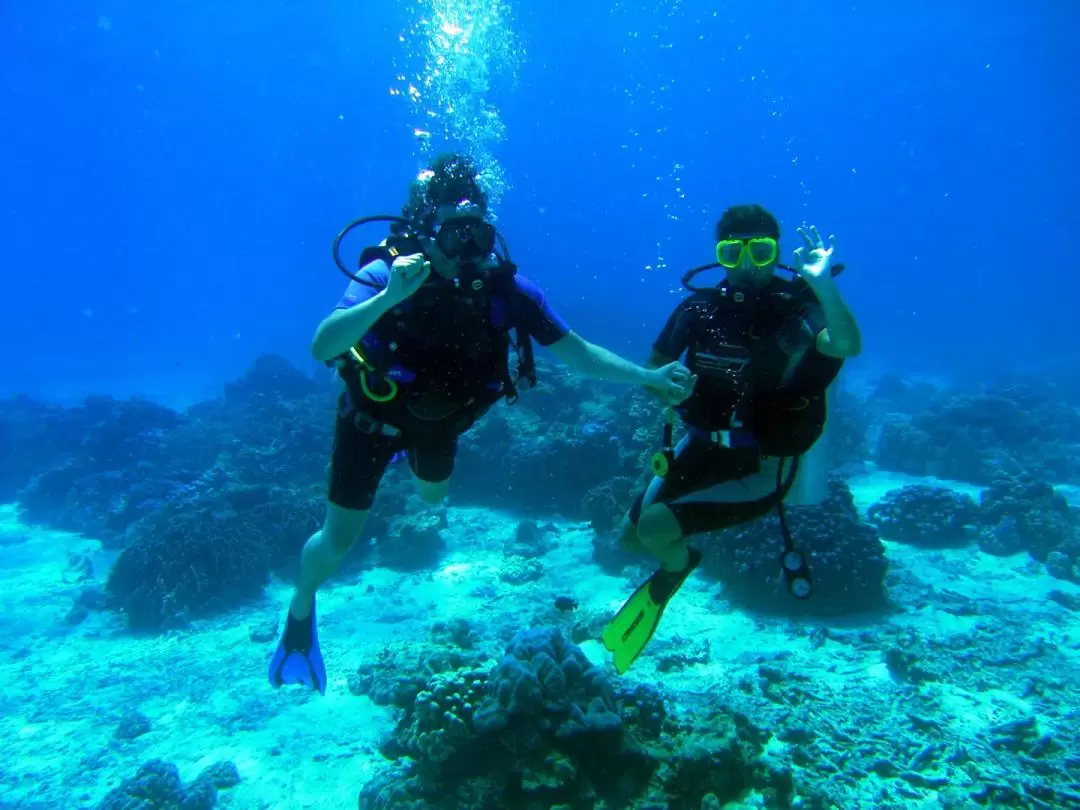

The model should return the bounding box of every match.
[359,627,788,810]
[876,378,1080,485]
[978,473,1079,581]
[701,479,890,617]
[95,758,239,810]
[867,485,980,547]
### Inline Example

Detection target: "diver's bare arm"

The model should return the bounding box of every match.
[812,283,862,358]
[310,291,397,364]
[643,349,677,401]
[548,332,657,386]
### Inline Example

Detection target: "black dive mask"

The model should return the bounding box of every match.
[433,216,497,262]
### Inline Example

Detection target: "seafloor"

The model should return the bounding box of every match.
[1,471,1079,809]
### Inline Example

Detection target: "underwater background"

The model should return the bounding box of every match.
[2,1,1080,809]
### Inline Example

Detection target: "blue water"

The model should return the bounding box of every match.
[3,3,1080,809]
[3,1,1077,405]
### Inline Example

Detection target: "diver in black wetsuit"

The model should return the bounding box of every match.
[603,203,863,674]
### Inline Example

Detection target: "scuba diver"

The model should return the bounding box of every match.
[269,151,695,694]
[602,203,862,674]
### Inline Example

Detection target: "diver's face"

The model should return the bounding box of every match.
[723,232,778,288]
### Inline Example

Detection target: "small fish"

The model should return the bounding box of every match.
[553,596,579,613]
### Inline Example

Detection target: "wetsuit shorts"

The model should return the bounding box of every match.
[328,409,457,511]
[628,437,794,538]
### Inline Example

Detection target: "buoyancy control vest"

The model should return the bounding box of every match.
[678,275,843,457]
[337,238,537,429]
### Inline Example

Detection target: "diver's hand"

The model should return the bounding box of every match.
[385,253,431,305]
[793,225,836,288]
[648,361,697,405]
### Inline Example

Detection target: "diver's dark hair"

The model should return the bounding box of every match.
[427,152,488,211]
[399,151,489,235]
[714,204,780,242]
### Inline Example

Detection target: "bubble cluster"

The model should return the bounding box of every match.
[392,0,523,211]
[611,0,697,273]
[611,1,839,276]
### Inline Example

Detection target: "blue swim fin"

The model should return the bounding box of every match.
[268,600,327,695]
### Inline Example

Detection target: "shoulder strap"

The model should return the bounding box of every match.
[357,244,392,269]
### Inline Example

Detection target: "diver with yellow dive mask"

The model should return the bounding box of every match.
[602,203,863,675]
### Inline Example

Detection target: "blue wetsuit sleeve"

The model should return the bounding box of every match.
[652,297,695,359]
[510,275,570,346]
[334,260,389,310]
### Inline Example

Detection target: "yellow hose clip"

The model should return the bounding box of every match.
[349,346,398,403]
[650,451,670,477]
[650,407,677,477]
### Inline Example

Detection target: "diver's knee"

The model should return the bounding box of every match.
[414,478,449,506]
[321,504,369,554]
[636,504,683,550]
[321,525,360,555]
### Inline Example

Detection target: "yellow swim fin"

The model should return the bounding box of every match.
[601,548,702,675]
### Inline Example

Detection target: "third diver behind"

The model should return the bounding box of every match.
[603,203,863,674]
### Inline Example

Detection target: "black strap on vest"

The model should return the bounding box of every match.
[490,319,536,405]
[482,260,537,405]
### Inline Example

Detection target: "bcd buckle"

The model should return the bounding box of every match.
[351,411,401,438]
[708,429,756,450]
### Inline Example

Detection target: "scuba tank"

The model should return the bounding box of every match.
[784,368,839,506]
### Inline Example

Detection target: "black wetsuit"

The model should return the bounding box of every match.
[629,276,843,537]
[327,257,568,510]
